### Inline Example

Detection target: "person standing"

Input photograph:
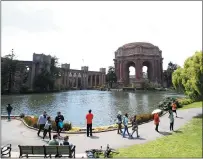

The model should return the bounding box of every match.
[154,113,160,132]
[117,111,123,134]
[130,115,139,138]
[86,109,94,137]
[6,104,13,121]
[43,116,52,140]
[169,110,174,131]
[55,112,64,136]
[171,100,178,117]
[122,113,130,138]
[37,111,47,136]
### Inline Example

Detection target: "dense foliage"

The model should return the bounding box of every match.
[1,50,18,93]
[163,62,178,88]
[172,51,203,100]
[106,66,117,88]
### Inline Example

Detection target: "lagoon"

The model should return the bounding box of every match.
[1,90,184,127]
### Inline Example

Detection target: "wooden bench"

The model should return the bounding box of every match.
[18,145,76,158]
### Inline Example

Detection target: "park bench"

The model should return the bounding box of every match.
[18,145,76,158]
[1,144,12,158]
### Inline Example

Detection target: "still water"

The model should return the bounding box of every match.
[1,90,184,127]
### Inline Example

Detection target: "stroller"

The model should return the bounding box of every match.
[1,144,11,158]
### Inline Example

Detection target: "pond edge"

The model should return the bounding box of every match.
[1,111,168,134]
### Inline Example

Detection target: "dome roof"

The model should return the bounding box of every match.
[121,42,155,49]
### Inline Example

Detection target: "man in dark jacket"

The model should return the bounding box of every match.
[7,104,13,121]
[55,112,64,136]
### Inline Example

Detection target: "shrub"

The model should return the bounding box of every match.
[23,116,72,131]
[177,98,194,107]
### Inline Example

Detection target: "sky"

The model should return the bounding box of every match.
[2,1,202,75]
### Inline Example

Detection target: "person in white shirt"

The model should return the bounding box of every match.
[37,111,47,136]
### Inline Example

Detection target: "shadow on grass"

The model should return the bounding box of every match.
[193,114,203,119]
[173,130,183,133]
[90,136,100,139]
[158,131,172,136]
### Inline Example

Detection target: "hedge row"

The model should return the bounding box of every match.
[23,116,72,131]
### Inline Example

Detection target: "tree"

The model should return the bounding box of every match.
[106,66,117,88]
[164,61,178,87]
[1,49,18,93]
[172,51,203,100]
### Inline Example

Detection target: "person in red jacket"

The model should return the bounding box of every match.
[154,113,160,132]
[86,109,94,137]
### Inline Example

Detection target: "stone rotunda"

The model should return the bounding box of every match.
[113,42,164,88]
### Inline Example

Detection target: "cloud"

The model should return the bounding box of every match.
[1,1,202,72]
[2,1,59,32]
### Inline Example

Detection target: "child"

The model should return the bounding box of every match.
[131,115,139,138]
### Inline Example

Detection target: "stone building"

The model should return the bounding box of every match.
[1,53,106,92]
[113,42,164,88]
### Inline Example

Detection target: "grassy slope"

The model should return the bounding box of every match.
[115,115,202,158]
[180,101,202,110]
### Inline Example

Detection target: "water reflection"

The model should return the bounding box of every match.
[1,90,184,127]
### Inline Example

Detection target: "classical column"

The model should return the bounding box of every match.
[67,72,69,88]
[119,61,123,81]
[80,73,83,88]
[76,73,78,88]
[90,75,93,87]
[95,75,97,86]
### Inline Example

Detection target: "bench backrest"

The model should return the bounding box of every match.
[57,146,71,154]
[19,145,73,155]
[44,146,71,155]
[18,146,45,155]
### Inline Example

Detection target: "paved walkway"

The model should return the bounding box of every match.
[2,108,202,157]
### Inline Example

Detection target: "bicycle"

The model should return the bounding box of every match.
[85,147,103,158]
[85,144,119,158]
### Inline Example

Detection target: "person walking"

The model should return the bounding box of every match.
[37,111,47,136]
[55,112,64,136]
[86,109,94,137]
[171,100,178,117]
[154,113,160,132]
[43,116,52,140]
[6,104,13,121]
[117,111,123,134]
[122,113,130,138]
[169,110,174,131]
[130,115,139,138]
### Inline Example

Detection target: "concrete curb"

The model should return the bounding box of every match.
[8,111,168,134]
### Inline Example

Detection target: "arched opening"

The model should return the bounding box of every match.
[142,61,153,81]
[125,61,136,86]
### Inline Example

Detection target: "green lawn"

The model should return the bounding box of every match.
[180,101,202,110]
[114,114,202,158]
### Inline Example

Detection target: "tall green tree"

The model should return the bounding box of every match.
[163,61,178,87]
[1,49,18,93]
[106,66,117,88]
[172,51,203,100]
